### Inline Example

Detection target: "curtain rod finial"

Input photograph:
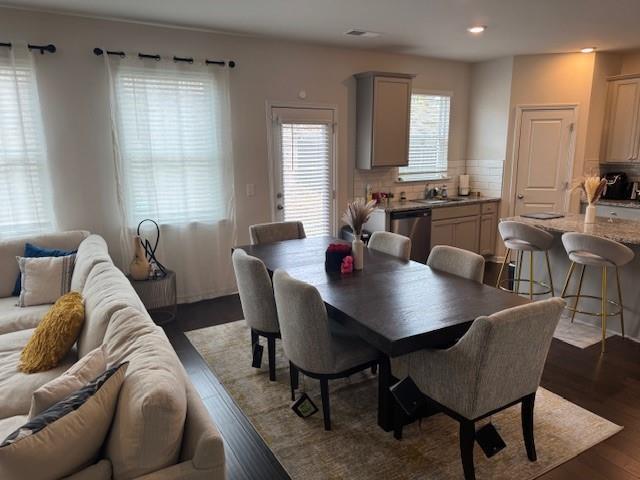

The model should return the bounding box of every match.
[93,47,104,56]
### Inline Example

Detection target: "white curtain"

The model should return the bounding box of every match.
[104,53,237,303]
[0,44,55,240]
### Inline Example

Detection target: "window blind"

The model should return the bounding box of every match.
[115,67,226,225]
[0,53,53,239]
[280,123,332,237]
[398,93,451,181]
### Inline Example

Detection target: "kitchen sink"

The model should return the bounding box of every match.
[413,198,466,205]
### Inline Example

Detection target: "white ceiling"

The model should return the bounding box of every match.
[4,0,640,61]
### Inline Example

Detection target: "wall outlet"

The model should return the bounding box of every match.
[246,184,255,197]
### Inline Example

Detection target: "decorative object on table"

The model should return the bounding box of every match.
[325,243,352,273]
[129,235,151,280]
[128,270,177,325]
[340,255,354,274]
[136,219,168,278]
[342,199,376,271]
[574,175,607,224]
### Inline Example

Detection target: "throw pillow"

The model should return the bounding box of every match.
[17,254,76,307]
[0,363,128,480]
[28,346,106,418]
[12,243,76,296]
[20,292,85,374]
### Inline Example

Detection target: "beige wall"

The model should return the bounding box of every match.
[0,7,470,264]
[620,50,640,74]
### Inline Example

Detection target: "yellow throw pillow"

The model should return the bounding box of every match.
[20,292,85,373]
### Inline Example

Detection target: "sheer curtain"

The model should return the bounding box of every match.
[0,44,54,240]
[104,53,236,303]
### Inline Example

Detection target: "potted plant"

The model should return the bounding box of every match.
[342,199,376,270]
[575,175,607,224]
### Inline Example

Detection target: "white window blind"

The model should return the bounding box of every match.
[398,93,451,181]
[280,123,333,237]
[115,66,226,225]
[0,51,53,239]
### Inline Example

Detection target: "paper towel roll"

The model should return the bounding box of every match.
[459,174,470,196]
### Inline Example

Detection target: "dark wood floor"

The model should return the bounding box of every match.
[164,263,640,480]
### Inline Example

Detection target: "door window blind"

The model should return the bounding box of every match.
[280,123,332,237]
[0,52,53,239]
[398,93,451,181]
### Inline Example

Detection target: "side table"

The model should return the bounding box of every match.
[128,270,177,326]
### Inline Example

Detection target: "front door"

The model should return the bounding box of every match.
[513,107,576,215]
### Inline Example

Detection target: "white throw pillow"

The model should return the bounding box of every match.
[17,255,76,307]
[28,346,107,419]
[0,363,127,480]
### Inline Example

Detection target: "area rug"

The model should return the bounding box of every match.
[186,321,622,480]
[553,314,615,349]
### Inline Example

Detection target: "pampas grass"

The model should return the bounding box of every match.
[574,175,607,205]
[342,200,377,236]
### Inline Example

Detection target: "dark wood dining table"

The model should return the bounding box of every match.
[234,236,529,431]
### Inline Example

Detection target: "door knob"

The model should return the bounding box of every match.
[276,204,284,210]
[517,194,524,199]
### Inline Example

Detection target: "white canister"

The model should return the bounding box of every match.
[352,235,364,270]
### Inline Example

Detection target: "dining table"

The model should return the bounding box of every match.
[233,235,530,431]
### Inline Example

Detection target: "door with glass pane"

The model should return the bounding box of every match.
[271,107,335,237]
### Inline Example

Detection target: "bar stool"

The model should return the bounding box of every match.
[496,221,555,299]
[560,232,633,353]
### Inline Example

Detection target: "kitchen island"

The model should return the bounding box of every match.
[503,212,640,341]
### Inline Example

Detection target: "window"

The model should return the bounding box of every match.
[0,50,53,239]
[398,92,451,181]
[115,66,227,225]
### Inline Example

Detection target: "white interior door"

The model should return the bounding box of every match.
[513,107,576,215]
[270,107,335,236]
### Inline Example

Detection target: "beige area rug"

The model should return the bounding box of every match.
[553,314,615,349]
[186,321,622,480]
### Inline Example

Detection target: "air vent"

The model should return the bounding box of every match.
[345,29,381,38]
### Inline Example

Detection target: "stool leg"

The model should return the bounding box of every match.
[515,251,524,295]
[529,251,534,300]
[601,266,607,354]
[496,248,511,289]
[560,262,576,298]
[545,251,554,297]
[571,265,586,323]
[616,266,625,339]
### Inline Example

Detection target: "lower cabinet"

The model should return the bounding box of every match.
[430,201,498,256]
[479,213,498,256]
[431,216,480,253]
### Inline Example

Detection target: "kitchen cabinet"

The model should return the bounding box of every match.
[431,204,481,253]
[355,72,414,169]
[479,202,498,256]
[602,75,640,163]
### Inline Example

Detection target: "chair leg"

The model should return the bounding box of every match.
[459,420,476,480]
[529,251,534,300]
[616,267,625,338]
[601,266,607,354]
[571,265,586,323]
[544,251,554,296]
[521,393,537,461]
[320,378,331,431]
[560,261,576,298]
[496,248,511,288]
[267,337,276,381]
[515,251,524,295]
[251,329,259,347]
[393,401,404,440]
[289,362,299,401]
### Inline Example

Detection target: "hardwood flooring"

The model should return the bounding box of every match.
[163,262,640,480]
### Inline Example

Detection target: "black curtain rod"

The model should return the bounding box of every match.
[0,42,57,54]
[93,48,235,68]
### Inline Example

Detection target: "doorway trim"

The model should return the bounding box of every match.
[505,103,579,217]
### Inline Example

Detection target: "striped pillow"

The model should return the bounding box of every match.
[16,254,76,307]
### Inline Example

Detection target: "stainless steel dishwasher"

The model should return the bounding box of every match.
[389,208,432,263]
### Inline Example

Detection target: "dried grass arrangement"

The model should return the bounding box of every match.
[574,175,607,205]
[342,199,377,236]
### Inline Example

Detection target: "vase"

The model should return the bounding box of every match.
[129,235,151,280]
[584,204,596,224]
[352,234,364,271]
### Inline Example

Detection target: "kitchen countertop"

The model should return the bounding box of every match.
[376,197,500,213]
[503,213,640,246]
[581,199,640,209]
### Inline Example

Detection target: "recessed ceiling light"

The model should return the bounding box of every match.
[581,47,596,53]
[467,25,486,34]
[345,29,381,38]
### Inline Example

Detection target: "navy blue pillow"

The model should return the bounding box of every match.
[12,243,77,296]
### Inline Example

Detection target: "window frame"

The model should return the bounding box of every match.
[397,89,453,183]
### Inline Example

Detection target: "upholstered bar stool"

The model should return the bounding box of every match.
[560,232,634,353]
[496,221,555,299]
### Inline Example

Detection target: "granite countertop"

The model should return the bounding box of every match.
[581,199,640,209]
[503,213,640,246]
[377,197,500,213]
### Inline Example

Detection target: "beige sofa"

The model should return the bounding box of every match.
[0,231,225,479]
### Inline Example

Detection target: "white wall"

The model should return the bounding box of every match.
[0,7,470,266]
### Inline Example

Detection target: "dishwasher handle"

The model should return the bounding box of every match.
[389,209,431,220]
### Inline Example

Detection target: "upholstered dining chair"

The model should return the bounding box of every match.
[391,297,565,480]
[368,231,411,261]
[249,221,306,245]
[273,269,379,430]
[232,249,280,381]
[426,245,485,283]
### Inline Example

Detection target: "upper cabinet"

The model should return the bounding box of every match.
[602,75,640,163]
[355,72,415,169]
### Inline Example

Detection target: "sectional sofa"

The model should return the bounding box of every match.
[0,231,225,479]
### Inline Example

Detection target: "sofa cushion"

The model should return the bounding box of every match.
[17,254,76,307]
[0,329,77,418]
[71,235,112,293]
[63,460,112,480]
[0,416,27,441]
[103,307,186,479]
[0,231,89,298]
[77,262,144,358]
[0,297,50,335]
[12,242,77,296]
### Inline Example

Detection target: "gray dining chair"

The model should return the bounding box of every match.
[272,269,379,430]
[427,245,485,283]
[232,249,281,381]
[368,231,411,261]
[391,297,565,480]
[249,221,306,245]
